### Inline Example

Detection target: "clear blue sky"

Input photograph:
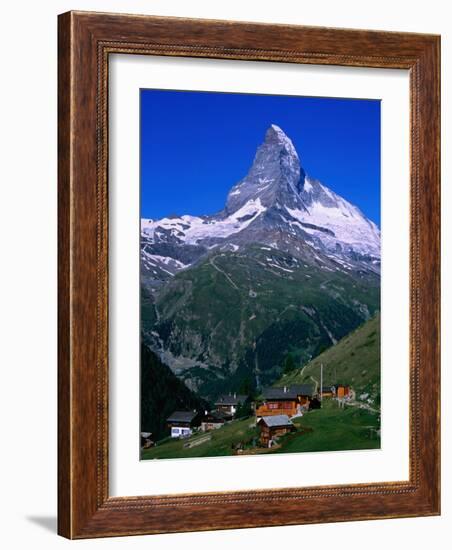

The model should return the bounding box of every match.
[140,89,381,225]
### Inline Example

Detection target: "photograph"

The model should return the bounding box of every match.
[139,89,382,459]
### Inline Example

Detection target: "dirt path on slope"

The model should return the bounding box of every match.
[209,257,239,290]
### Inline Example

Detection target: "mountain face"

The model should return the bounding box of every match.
[141,125,380,398]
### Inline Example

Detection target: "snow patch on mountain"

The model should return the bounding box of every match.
[281,172,381,257]
[142,198,266,246]
[303,179,313,193]
[143,254,188,268]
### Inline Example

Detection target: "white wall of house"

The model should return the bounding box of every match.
[170,427,192,438]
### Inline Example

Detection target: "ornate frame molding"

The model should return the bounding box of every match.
[58,11,440,538]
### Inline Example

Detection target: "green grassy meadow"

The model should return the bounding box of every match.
[141,400,380,460]
[141,417,257,460]
[276,400,380,453]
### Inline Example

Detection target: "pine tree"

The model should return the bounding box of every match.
[283,353,296,374]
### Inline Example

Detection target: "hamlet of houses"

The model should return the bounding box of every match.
[158,382,351,448]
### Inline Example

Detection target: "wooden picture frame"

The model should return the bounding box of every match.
[58,11,440,539]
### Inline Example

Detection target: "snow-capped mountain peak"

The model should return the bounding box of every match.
[225,124,306,215]
[265,124,298,158]
[141,125,380,284]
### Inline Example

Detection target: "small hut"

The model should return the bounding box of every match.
[320,386,335,399]
[257,414,295,447]
[200,410,228,432]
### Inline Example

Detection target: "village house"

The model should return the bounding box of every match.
[200,410,228,432]
[214,393,247,418]
[318,384,351,399]
[255,384,314,418]
[334,384,351,398]
[320,385,335,399]
[166,410,201,438]
[257,415,295,447]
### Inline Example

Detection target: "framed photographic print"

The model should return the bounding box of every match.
[58,11,440,538]
[138,90,382,461]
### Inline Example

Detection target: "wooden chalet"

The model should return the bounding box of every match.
[334,384,351,398]
[255,384,314,418]
[214,393,247,418]
[166,410,201,438]
[320,385,335,398]
[318,384,351,399]
[258,415,295,447]
[200,410,228,432]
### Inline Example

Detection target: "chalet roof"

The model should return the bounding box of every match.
[214,394,247,406]
[166,410,198,424]
[291,384,314,396]
[202,410,228,422]
[259,415,293,428]
[262,384,314,400]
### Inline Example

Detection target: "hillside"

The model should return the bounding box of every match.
[141,400,380,460]
[140,343,208,441]
[278,313,380,403]
[141,417,258,460]
[145,244,379,398]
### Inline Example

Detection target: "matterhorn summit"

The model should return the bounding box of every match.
[141,124,380,283]
[225,124,306,215]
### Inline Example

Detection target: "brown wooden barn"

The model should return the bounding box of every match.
[257,415,295,447]
[255,384,313,418]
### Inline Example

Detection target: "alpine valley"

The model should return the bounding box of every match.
[141,125,380,400]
